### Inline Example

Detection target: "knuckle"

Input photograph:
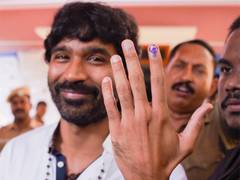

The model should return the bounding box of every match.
[107,109,117,120]
[135,106,151,121]
[130,71,144,83]
[117,83,130,95]
[151,75,164,87]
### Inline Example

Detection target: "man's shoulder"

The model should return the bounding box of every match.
[0,123,58,179]
[209,145,240,180]
[0,123,14,132]
[4,122,58,150]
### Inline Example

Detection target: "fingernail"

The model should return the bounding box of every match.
[122,39,134,51]
[149,44,158,58]
[111,55,121,64]
[102,76,111,83]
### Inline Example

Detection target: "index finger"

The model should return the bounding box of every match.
[148,44,166,111]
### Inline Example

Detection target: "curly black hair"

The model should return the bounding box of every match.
[44,2,139,68]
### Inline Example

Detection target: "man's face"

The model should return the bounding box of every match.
[48,38,116,126]
[36,104,47,117]
[166,44,215,113]
[218,29,240,129]
[10,96,31,120]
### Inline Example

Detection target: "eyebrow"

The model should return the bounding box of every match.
[175,59,209,70]
[218,58,232,66]
[84,47,112,57]
[51,46,68,54]
[193,64,206,69]
[175,59,187,64]
[51,46,112,57]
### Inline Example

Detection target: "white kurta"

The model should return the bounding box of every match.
[0,123,187,180]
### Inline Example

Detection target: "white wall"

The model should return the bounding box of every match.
[0,50,60,127]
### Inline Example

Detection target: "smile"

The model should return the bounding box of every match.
[60,90,92,100]
[173,85,194,97]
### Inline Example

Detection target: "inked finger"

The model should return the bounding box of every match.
[148,44,166,111]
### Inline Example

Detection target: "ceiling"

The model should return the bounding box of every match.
[0,1,239,53]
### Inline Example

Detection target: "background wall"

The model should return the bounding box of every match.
[0,50,60,126]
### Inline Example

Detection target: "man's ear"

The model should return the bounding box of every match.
[209,77,218,100]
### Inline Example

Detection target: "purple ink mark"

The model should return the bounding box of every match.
[149,45,158,57]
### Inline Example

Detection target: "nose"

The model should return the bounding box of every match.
[63,58,88,82]
[226,72,240,93]
[15,102,23,109]
[181,65,193,82]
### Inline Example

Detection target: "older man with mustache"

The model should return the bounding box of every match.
[165,39,217,132]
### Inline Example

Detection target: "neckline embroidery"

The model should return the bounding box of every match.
[45,123,106,180]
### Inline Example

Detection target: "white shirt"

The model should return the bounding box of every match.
[0,123,187,180]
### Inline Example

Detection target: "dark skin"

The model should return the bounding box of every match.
[218,29,240,141]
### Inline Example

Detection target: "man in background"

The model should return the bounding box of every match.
[165,39,217,132]
[0,87,33,150]
[31,101,47,128]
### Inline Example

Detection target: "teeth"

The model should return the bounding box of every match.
[177,86,189,92]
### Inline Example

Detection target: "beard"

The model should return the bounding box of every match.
[48,79,107,127]
[13,109,28,121]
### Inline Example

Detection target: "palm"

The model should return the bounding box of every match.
[102,39,212,180]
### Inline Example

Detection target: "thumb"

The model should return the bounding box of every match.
[179,100,213,157]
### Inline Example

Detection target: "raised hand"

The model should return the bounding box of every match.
[102,39,213,180]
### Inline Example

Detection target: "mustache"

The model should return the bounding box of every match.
[14,109,25,113]
[171,81,195,94]
[221,91,240,109]
[55,81,99,97]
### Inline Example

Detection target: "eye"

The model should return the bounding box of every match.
[196,69,205,75]
[194,67,206,75]
[87,55,106,65]
[52,53,70,62]
[220,64,232,74]
[173,63,184,69]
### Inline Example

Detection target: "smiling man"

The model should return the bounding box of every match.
[0,2,209,180]
[165,40,216,132]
